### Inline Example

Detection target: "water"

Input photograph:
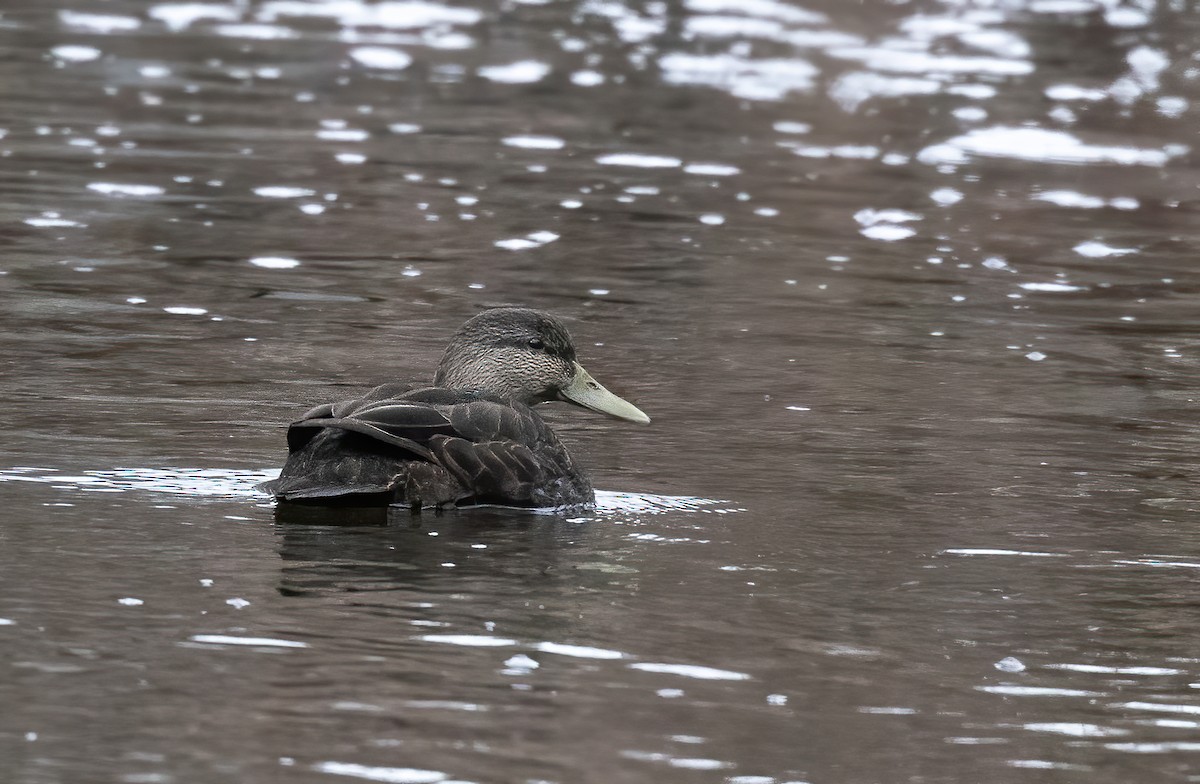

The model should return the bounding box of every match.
[3,0,1200,781]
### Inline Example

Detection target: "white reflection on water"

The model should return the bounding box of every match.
[596,153,681,168]
[1106,741,1200,753]
[258,0,482,28]
[494,232,558,251]
[978,685,1104,697]
[477,61,549,84]
[254,186,315,198]
[564,70,601,88]
[534,641,626,659]
[1019,282,1086,293]
[830,72,940,112]
[784,143,879,160]
[1008,760,1091,771]
[855,208,920,242]
[150,3,240,31]
[1024,722,1128,738]
[503,654,539,673]
[313,761,451,783]
[1112,559,1200,570]
[424,635,755,694]
[1046,664,1182,675]
[918,127,1183,167]
[1046,83,1108,102]
[249,256,301,269]
[50,45,102,62]
[1033,190,1139,210]
[348,46,412,70]
[773,120,811,134]
[502,135,565,150]
[316,128,369,142]
[943,548,1067,558]
[630,662,751,681]
[1074,241,1138,258]
[59,11,142,33]
[419,634,517,647]
[855,208,922,226]
[683,162,739,176]
[930,187,963,206]
[213,23,297,40]
[686,0,827,25]
[189,634,309,648]
[1113,702,1200,717]
[831,47,1032,76]
[658,53,818,101]
[87,182,165,197]
[621,750,734,770]
[619,0,1043,107]
[24,214,86,228]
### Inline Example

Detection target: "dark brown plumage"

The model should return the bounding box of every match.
[260,308,649,509]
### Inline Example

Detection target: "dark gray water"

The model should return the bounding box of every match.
[3,0,1200,781]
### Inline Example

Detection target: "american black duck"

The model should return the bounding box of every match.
[261,307,649,509]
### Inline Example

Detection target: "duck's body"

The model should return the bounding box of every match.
[261,308,648,509]
[264,383,594,507]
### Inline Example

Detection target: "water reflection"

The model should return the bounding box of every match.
[4,0,1200,780]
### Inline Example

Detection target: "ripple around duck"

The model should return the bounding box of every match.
[0,466,276,498]
[0,466,740,515]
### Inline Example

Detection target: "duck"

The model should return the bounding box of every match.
[260,307,650,509]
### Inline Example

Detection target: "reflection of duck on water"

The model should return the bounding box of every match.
[260,308,649,510]
[272,509,605,598]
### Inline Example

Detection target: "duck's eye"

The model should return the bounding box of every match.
[527,338,545,350]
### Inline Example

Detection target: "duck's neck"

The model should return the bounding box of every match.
[434,352,539,404]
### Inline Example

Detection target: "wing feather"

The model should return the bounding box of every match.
[448,399,548,444]
[432,436,543,504]
[271,383,591,507]
[289,417,437,462]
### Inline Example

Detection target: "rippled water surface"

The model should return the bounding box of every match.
[3,0,1200,781]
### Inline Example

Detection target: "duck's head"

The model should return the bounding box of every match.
[433,307,650,423]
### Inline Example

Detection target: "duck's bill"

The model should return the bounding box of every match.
[559,362,650,424]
